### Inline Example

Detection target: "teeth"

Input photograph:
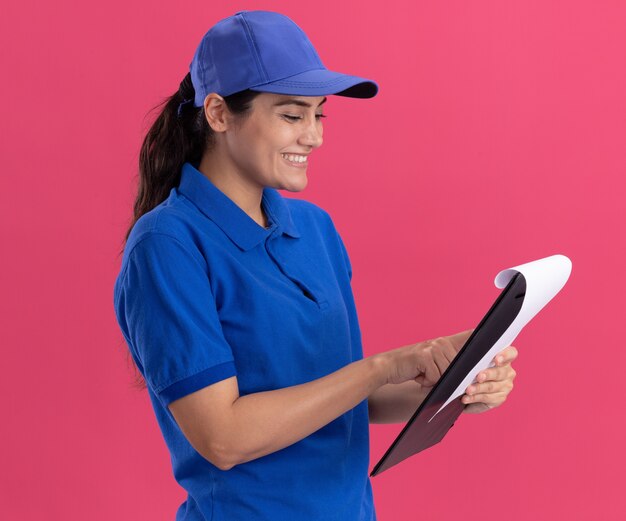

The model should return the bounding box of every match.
[282,153,307,163]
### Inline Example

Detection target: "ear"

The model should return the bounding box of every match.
[203,93,231,132]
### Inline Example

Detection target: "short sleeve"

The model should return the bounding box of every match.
[115,233,237,407]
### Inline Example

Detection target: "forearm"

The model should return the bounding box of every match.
[368,380,430,424]
[174,332,471,469]
[222,356,387,467]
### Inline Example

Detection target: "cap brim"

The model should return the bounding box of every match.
[249,68,378,98]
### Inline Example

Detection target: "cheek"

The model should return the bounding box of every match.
[231,118,297,172]
[244,140,281,177]
[231,131,266,165]
[270,122,299,147]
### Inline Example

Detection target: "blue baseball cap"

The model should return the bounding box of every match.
[189,10,379,107]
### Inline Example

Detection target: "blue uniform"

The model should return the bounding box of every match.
[113,162,376,520]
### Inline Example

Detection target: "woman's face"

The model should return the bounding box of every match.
[222,93,326,192]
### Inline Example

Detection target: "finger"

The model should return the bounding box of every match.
[414,374,426,385]
[462,402,492,414]
[447,329,474,352]
[440,338,460,364]
[462,390,508,406]
[417,338,454,384]
[418,348,441,386]
[494,345,518,366]
[432,344,452,377]
[475,365,516,384]
[422,362,440,387]
[467,373,515,395]
[466,380,498,396]
[426,336,461,365]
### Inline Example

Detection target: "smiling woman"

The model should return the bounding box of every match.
[113,9,517,521]
[196,93,327,209]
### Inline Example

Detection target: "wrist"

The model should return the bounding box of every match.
[368,352,391,388]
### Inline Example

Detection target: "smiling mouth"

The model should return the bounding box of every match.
[281,154,307,165]
[281,153,308,166]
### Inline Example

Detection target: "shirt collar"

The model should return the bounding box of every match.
[177,162,301,251]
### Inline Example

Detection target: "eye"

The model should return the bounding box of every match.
[281,114,327,122]
[281,114,302,122]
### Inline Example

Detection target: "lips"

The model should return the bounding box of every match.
[281,153,308,168]
[281,153,308,163]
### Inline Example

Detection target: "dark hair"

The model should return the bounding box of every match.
[124,73,261,243]
[121,73,261,389]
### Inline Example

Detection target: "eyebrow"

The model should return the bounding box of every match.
[272,97,328,108]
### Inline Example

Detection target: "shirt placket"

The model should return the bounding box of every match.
[263,227,328,310]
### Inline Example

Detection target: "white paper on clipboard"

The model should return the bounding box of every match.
[428,254,572,422]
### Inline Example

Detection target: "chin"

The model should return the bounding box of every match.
[276,175,308,193]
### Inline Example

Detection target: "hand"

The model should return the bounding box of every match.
[380,329,473,386]
[462,345,518,414]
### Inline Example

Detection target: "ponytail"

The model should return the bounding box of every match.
[123,74,261,244]
[120,74,261,389]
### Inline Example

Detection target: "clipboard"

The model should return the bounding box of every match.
[370,272,527,477]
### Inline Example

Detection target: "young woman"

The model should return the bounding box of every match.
[113,10,518,521]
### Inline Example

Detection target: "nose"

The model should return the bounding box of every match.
[297,116,323,149]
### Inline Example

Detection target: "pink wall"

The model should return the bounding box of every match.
[2,1,624,519]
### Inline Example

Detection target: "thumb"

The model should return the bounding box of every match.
[447,329,474,352]
[414,374,426,385]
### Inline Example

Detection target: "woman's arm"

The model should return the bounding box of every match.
[168,335,463,471]
[368,342,519,423]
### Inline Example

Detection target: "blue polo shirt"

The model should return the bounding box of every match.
[113,162,376,521]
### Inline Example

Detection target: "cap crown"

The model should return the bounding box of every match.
[191,11,325,105]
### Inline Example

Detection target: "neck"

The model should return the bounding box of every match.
[198,151,268,228]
